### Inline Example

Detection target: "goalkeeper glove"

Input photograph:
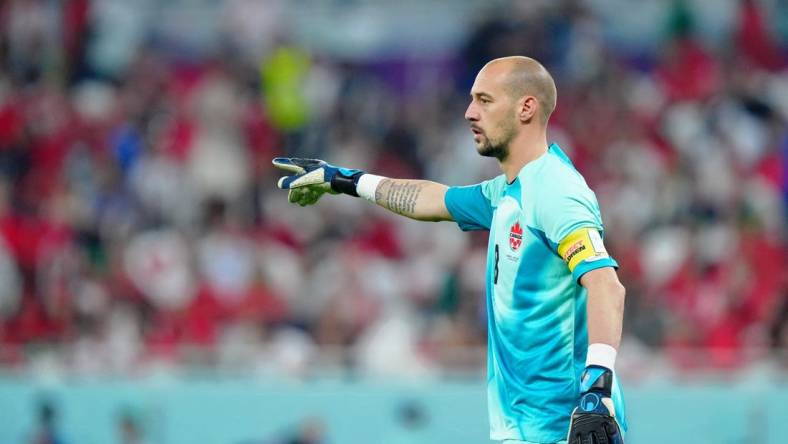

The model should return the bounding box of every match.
[567,365,624,444]
[272,157,365,206]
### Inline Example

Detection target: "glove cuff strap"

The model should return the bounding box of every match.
[331,171,365,196]
[581,366,614,396]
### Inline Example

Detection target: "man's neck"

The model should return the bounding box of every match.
[500,131,549,183]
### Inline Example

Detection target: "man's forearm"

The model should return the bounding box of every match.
[373,178,451,222]
[587,284,624,350]
[587,286,624,350]
[582,267,625,350]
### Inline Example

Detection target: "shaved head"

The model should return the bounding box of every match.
[482,56,557,123]
[465,56,556,160]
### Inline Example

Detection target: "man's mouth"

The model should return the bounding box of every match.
[470,127,483,136]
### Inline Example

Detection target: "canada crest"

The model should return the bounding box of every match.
[509,221,523,251]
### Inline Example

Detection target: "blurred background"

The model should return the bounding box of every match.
[0,0,786,443]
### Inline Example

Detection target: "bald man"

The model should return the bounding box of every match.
[274,56,628,444]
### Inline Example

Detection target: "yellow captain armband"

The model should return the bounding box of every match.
[557,228,610,273]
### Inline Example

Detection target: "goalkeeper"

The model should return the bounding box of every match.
[274,56,627,444]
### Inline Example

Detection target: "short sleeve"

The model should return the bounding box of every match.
[444,176,505,231]
[444,184,493,231]
[540,180,603,243]
[538,174,617,281]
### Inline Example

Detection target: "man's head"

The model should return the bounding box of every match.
[465,56,556,160]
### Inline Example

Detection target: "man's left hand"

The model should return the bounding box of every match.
[567,365,624,444]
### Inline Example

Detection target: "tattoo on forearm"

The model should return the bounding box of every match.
[376,180,424,216]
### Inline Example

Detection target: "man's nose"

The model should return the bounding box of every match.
[465,103,479,122]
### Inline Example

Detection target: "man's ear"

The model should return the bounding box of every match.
[519,96,538,123]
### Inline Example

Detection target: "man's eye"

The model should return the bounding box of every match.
[480,98,490,104]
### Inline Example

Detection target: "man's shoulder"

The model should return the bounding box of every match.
[522,151,591,200]
[543,149,588,184]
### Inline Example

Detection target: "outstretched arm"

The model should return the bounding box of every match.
[273,157,453,222]
[372,179,451,221]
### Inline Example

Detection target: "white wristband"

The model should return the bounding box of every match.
[586,343,617,370]
[356,174,386,203]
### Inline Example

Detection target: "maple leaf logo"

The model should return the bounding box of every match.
[509,221,523,251]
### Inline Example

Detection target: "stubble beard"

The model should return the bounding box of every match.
[477,138,508,160]
[476,120,516,161]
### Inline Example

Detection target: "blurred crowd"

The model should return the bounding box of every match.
[0,0,785,379]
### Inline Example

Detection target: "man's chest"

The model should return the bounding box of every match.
[488,196,548,287]
[487,194,570,311]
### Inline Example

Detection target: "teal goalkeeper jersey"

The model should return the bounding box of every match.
[444,143,627,443]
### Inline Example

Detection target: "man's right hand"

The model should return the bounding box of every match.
[272,157,365,206]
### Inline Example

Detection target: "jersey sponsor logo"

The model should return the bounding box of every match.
[557,228,610,272]
[509,221,523,251]
[564,240,586,263]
